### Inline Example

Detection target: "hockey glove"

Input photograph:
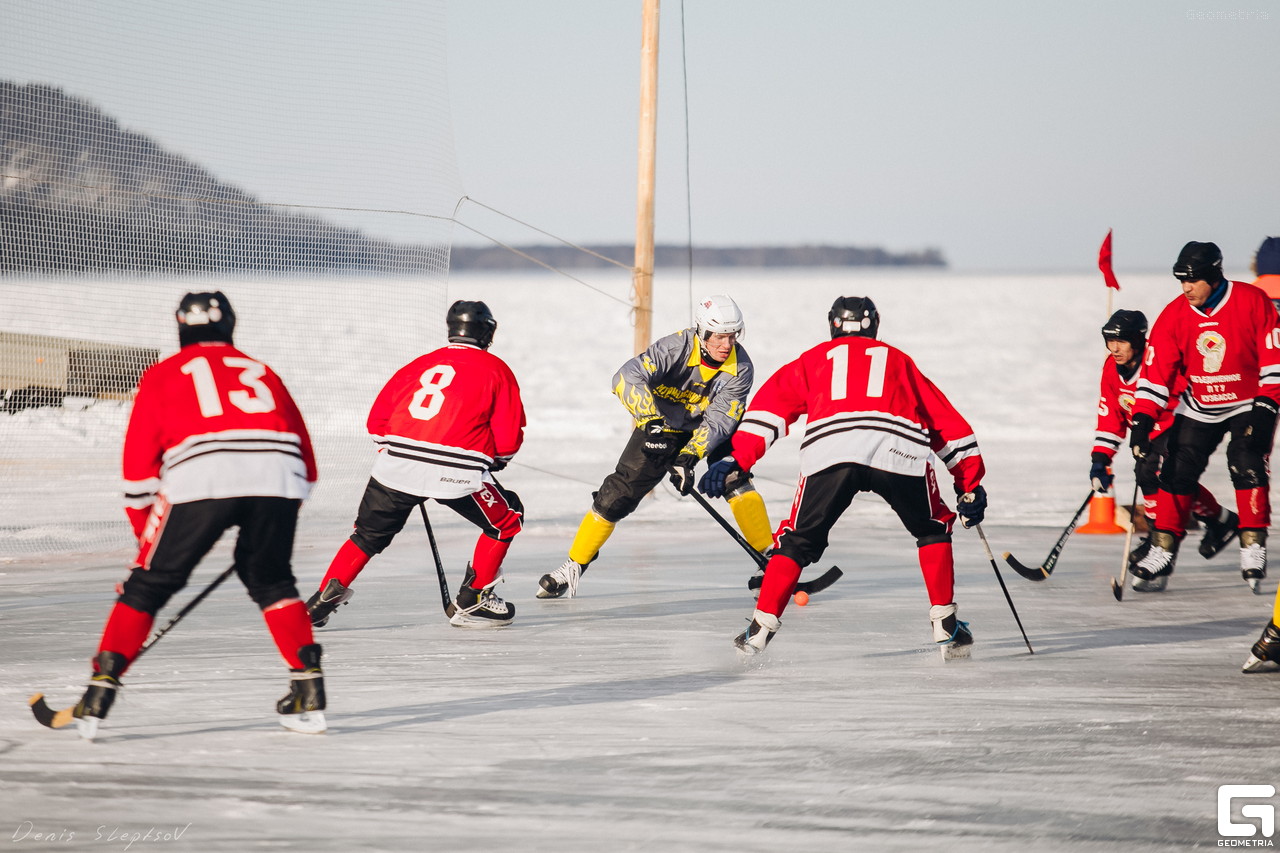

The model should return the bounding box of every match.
[1089,451,1114,493]
[1245,397,1280,454]
[490,455,512,473]
[956,485,987,529]
[668,452,699,496]
[699,457,742,499]
[639,418,679,460]
[1129,413,1155,460]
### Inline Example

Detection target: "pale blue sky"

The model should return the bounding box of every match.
[3,1,1276,272]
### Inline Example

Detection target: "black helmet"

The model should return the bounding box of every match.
[447,300,497,349]
[1101,309,1147,348]
[1172,241,1224,284]
[176,291,235,347]
[828,296,879,340]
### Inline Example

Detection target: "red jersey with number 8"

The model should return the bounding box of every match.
[123,341,317,534]
[367,343,525,499]
[731,336,983,493]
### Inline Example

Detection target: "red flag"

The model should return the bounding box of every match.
[1098,229,1120,290]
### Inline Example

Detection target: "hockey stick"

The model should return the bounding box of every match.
[689,490,843,596]
[1110,479,1142,601]
[31,563,238,729]
[418,503,454,617]
[974,524,1034,654]
[1002,490,1095,581]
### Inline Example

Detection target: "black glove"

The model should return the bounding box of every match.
[639,418,679,460]
[1089,451,1113,493]
[490,455,512,473]
[699,457,741,499]
[956,485,987,529]
[1245,398,1279,454]
[668,453,699,495]
[1129,413,1155,459]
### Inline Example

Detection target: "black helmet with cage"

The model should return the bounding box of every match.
[828,296,879,340]
[176,291,236,347]
[447,300,497,349]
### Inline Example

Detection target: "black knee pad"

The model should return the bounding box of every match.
[915,532,952,549]
[118,569,188,615]
[591,487,641,524]
[247,580,301,610]
[352,527,396,557]
[1227,441,1270,489]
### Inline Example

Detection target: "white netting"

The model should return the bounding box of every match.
[0,1,461,554]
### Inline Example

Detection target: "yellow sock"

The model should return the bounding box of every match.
[728,490,774,553]
[568,511,616,565]
[1272,589,1280,626]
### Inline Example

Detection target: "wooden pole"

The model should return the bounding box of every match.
[633,0,660,355]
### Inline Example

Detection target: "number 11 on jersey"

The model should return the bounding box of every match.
[828,344,888,400]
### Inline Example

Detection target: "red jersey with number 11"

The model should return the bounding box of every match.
[731,336,983,493]
[367,343,525,499]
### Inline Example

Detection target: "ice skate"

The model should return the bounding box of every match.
[1239,530,1267,594]
[733,610,780,656]
[930,603,973,661]
[306,578,353,628]
[537,559,585,599]
[449,578,515,628]
[72,651,127,741]
[1130,531,1177,592]
[277,644,326,733]
[1127,536,1151,567]
[1242,621,1280,673]
[1197,508,1239,559]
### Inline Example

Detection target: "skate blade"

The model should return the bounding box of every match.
[1242,654,1278,673]
[76,716,101,740]
[1248,578,1264,595]
[279,711,327,734]
[1130,575,1168,592]
[939,642,973,661]
[449,615,514,629]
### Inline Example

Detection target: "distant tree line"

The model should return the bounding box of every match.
[0,81,946,275]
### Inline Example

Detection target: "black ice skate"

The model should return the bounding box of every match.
[306,579,354,628]
[1239,529,1267,594]
[1242,620,1280,673]
[1130,531,1178,592]
[277,644,326,733]
[72,651,127,741]
[1127,536,1151,567]
[1197,508,1239,559]
[930,603,973,661]
[449,578,515,628]
[537,559,587,599]
[733,610,780,656]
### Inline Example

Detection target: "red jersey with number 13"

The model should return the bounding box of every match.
[732,336,983,493]
[367,343,525,499]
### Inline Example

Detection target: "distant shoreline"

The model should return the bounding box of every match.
[450,243,946,271]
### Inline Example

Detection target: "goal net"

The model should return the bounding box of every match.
[0,1,460,555]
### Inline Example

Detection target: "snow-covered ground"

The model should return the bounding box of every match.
[3,268,1277,851]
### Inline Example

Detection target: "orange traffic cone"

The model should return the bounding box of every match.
[1077,489,1126,534]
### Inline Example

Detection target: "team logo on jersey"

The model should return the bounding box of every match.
[1196,330,1227,373]
[1118,391,1136,413]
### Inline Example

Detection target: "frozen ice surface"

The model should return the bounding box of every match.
[2,269,1277,850]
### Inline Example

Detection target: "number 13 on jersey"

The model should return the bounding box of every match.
[827,344,888,400]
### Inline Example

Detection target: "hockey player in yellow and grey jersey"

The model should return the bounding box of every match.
[537,295,774,599]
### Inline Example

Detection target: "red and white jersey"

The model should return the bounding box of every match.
[123,342,317,534]
[731,336,984,493]
[1134,281,1280,424]
[1092,356,1180,459]
[367,343,525,499]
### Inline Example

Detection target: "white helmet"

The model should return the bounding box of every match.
[694,294,745,339]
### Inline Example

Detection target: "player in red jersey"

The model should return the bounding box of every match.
[307,300,526,629]
[73,291,323,738]
[1089,310,1236,577]
[701,296,987,660]
[1129,242,1280,593]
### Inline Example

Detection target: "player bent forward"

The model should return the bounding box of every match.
[73,292,323,738]
[537,295,773,599]
[700,296,987,660]
[307,301,526,629]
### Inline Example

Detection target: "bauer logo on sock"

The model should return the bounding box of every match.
[1217,784,1276,840]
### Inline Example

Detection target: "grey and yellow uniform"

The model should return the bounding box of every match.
[541,327,774,599]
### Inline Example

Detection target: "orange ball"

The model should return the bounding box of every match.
[794,590,809,606]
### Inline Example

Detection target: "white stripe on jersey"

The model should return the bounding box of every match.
[158,429,311,504]
[935,433,981,472]
[739,411,789,450]
[1136,379,1170,410]
[1093,432,1122,452]
[370,434,494,500]
[798,410,931,478]
[123,476,160,509]
[1173,393,1253,423]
